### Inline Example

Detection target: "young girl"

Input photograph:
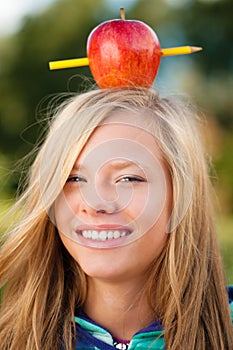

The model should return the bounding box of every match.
[0,88,232,349]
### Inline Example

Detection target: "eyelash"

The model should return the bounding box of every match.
[117,176,145,183]
[66,176,87,183]
[66,175,146,183]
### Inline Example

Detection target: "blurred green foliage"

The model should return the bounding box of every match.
[217,216,233,284]
[0,0,232,280]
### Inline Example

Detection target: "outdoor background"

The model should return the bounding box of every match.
[0,0,232,282]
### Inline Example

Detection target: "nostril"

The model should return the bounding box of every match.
[96,209,107,214]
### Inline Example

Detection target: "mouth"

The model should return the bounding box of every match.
[75,227,132,242]
[75,224,132,242]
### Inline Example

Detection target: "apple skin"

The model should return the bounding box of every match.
[87,19,161,88]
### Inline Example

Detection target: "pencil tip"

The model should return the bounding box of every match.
[191,46,203,53]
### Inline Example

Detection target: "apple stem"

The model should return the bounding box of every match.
[120,8,125,20]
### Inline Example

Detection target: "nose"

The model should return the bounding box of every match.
[79,196,118,215]
[78,182,119,215]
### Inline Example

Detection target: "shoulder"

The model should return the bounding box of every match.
[228,286,233,324]
[228,286,233,305]
[228,286,233,300]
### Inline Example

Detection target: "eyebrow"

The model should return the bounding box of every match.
[109,160,139,169]
[72,160,150,172]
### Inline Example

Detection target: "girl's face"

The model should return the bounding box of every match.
[55,113,172,281]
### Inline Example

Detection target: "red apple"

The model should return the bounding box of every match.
[87,12,161,88]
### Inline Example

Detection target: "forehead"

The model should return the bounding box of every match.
[74,112,163,170]
[81,112,159,154]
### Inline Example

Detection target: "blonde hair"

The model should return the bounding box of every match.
[0,88,232,349]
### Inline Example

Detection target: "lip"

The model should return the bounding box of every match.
[74,224,133,249]
[76,224,132,231]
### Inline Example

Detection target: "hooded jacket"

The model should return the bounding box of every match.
[74,286,233,349]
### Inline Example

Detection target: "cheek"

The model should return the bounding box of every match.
[62,186,81,211]
[128,183,168,234]
[54,190,78,232]
[125,187,148,217]
[150,231,168,259]
[59,232,79,261]
[140,212,169,261]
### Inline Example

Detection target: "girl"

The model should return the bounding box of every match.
[0,88,232,349]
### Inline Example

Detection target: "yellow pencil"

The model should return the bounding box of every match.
[49,57,89,70]
[49,46,202,70]
[161,46,202,56]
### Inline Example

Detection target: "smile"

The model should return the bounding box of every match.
[76,229,132,241]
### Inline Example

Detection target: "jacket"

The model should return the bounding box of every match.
[74,286,233,349]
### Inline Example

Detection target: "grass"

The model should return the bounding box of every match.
[217,215,233,285]
[0,197,15,232]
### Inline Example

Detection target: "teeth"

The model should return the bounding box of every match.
[113,230,120,239]
[93,231,99,240]
[82,230,88,238]
[108,231,114,239]
[79,230,130,241]
[99,230,107,241]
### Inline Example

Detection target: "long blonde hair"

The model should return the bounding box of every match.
[0,88,232,349]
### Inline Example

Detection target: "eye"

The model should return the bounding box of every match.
[117,176,146,183]
[66,175,87,183]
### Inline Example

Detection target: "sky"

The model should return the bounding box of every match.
[0,0,216,37]
[0,0,138,36]
[0,0,141,37]
[0,0,55,36]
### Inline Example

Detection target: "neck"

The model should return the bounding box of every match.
[83,276,154,340]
